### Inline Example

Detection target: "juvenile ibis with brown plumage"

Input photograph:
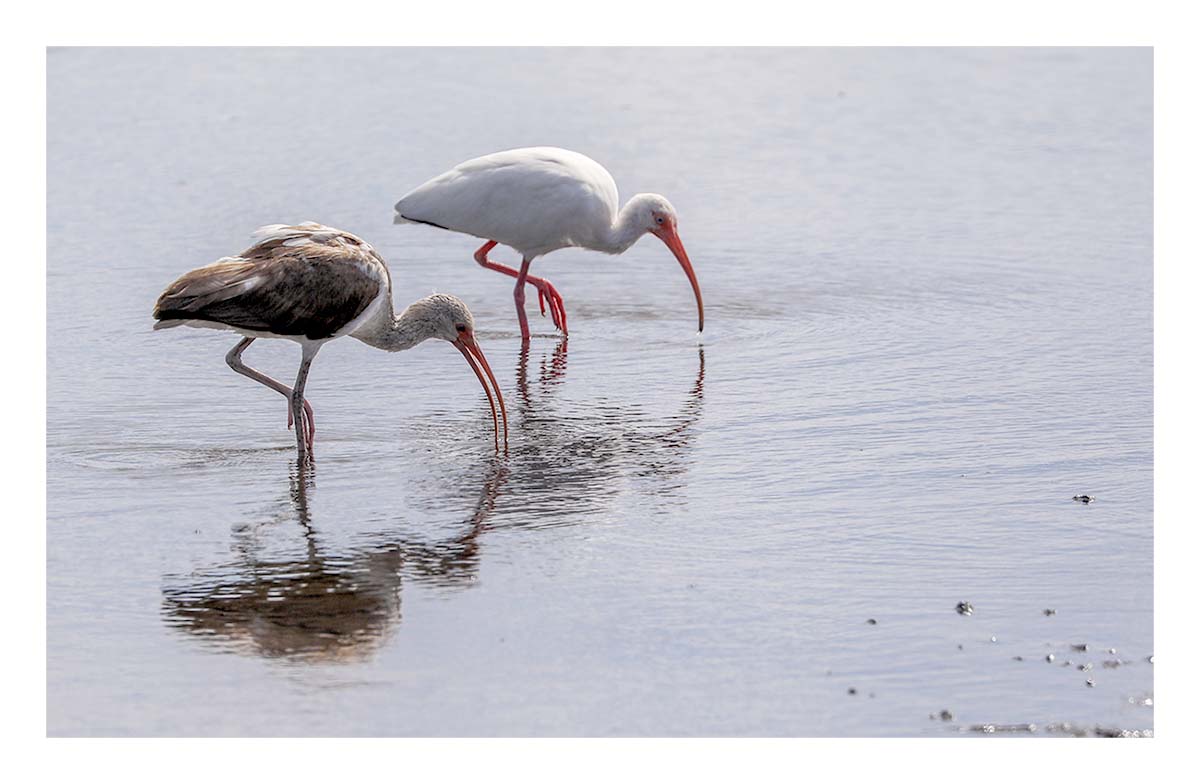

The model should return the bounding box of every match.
[394,147,704,342]
[153,222,507,460]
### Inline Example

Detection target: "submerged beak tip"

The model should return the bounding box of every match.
[456,334,507,451]
[655,229,707,340]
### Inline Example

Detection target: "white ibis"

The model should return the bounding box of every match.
[153,222,507,459]
[394,146,704,342]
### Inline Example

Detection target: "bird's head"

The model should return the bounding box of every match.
[403,293,478,343]
[399,294,508,450]
[629,193,679,235]
[630,193,704,333]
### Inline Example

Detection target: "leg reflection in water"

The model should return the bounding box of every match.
[516,337,569,410]
[160,457,509,663]
[501,342,706,521]
[160,345,703,662]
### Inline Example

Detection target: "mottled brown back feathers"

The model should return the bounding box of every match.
[154,224,389,340]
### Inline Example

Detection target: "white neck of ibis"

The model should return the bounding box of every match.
[352,302,431,352]
[597,195,658,254]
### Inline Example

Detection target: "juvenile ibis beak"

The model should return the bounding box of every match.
[652,223,705,332]
[453,331,509,451]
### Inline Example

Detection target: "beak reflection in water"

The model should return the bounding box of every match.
[160,345,704,664]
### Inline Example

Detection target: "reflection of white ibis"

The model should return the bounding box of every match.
[394,147,704,342]
[153,222,507,459]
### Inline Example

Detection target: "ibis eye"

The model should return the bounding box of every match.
[455,324,467,333]
[655,216,664,225]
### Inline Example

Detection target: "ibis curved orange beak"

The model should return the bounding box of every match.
[453,331,508,451]
[652,223,704,332]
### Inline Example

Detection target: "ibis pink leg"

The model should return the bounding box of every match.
[513,257,534,343]
[473,241,567,336]
[225,338,315,438]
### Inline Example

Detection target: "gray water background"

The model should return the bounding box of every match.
[47,47,1152,736]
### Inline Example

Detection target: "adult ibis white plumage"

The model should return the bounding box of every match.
[153,222,507,460]
[394,147,704,342]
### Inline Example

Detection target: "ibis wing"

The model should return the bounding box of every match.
[154,226,386,340]
[394,147,619,253]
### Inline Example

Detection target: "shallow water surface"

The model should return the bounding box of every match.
[47,47,1152,736]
